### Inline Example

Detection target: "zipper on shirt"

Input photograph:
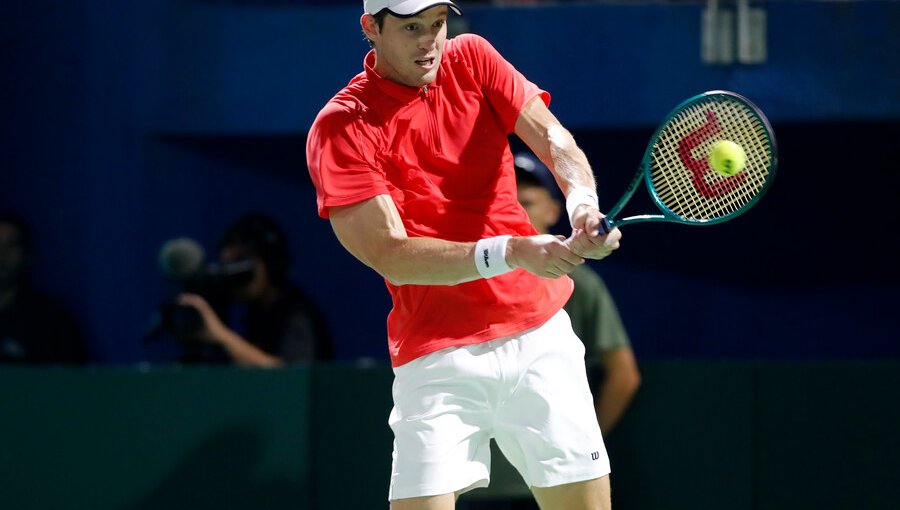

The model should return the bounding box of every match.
[421,85,443,156]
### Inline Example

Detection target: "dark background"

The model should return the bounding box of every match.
[1,0,898,364]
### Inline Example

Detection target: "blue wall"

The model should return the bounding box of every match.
[1,1,898,363]
[148,1,900,131]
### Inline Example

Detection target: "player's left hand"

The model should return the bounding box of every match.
[566,226,621,260]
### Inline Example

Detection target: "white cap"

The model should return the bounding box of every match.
[364,0,462,17]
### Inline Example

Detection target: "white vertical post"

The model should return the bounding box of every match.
[702,0,735,65]
[737,0,767,64]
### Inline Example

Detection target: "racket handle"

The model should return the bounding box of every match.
[563,217,613,247]
[597,217,612,235]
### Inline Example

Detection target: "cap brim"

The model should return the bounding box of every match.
[384,1,463,17]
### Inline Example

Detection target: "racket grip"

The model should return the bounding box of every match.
[597,217,612,235]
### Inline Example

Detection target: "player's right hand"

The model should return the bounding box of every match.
[506,234,584,278]
[566,226,622,260]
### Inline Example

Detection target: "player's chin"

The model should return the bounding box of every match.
[418,62,440,81]
[420,72,438,86]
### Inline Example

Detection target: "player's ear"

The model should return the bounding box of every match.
[361,14,380,41]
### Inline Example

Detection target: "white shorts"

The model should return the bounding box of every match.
[387,309,611,501]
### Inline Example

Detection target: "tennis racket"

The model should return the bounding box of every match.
[595,90,777,234]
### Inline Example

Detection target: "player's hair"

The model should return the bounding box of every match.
[218,212,290,287]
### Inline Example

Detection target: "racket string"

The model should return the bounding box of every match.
[649,96,773,222]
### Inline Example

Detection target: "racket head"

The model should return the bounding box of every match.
[638,90,778,226]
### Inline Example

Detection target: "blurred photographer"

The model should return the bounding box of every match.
[176,212,332,367]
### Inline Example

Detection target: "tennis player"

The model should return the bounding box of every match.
[306,1,622,509]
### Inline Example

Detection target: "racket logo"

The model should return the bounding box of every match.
[677,111,746,199]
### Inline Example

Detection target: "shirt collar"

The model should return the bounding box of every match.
[364,50,441,103]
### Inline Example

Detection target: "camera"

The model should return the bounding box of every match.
[144,238,255,341]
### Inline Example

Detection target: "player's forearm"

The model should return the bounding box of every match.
[372,234,582,285]
[330,195,579,285]
[368,236,482,286]
[514,98,596,197]
[331,196,485,286]
[545,125,597,197]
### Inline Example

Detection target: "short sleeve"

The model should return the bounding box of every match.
[593,279,631,352]
[306,104,390,218]
[453,34,551,133]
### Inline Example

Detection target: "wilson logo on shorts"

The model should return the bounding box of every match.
[591,451,600,460]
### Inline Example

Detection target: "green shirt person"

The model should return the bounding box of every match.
[515,152,640,431]
[468,154,641,504]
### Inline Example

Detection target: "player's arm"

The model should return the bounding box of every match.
[328,194,583,286]
[514,97,621,259]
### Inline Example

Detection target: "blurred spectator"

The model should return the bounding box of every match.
[177,212,332,367]
[514,152,640,431]
[465,155,641,508]
[0,213,87,364]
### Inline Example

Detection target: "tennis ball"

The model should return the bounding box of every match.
[708,140,747,177]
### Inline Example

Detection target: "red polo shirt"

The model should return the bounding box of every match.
[307,34,572,366]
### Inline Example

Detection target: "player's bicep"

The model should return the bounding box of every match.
[328,194,407,272]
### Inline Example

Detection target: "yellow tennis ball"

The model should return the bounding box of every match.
[709,140,747,176]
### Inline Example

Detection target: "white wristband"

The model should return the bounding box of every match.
[565,186,599,227]
[474,235,513,279]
